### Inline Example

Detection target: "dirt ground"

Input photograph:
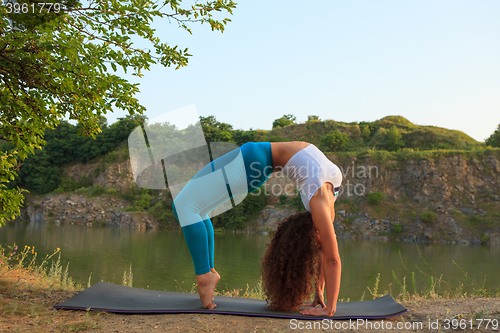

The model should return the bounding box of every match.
[1,269,499,332]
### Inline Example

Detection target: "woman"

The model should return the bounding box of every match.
[261,211,332,315]
[172,141,342,316]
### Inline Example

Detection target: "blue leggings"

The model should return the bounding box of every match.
[173,142,273,275]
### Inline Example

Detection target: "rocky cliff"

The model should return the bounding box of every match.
[12,150,500,243]
[14,158,160,229]
[257,151,500,244]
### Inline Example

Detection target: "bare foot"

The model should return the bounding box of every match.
[210,268,221,278]
[196,271,220,309]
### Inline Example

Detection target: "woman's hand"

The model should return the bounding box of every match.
[300,305,336,317]
[303,291,325,308]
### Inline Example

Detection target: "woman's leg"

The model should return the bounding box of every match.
[172,147,246,308]
[173,142,273,308]
[181,221,211,275]
[202,216,215,269]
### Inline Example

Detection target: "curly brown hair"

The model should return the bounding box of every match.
[261,211,318,312]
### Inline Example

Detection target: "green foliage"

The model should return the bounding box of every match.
[232,129,257,146]
[106,151,118,163]
[106,188,118,196]
[149,198,175,227]
[211,188,268,230]
[200,116,234,143]
[393,222,402,235]
[3,116,144,195]
[267,135,286,142]
[379,116,413,127]
[421,211,437,224]
[268,115,482,152]
[0,0,236,226]
[278,193,288,204]
[8,148,60,194]
[289,190,305,212]
[307,115,320,122]
[403,127,480,150]
[125,189,153,212]
[91,186,106,197]
[486,124,500,148]
[122,188,177,227]
[320,130,349,152]
[54,174,92,193]
[387,125,404,151]
[272,114,296,129]
[367,191,386,205]
[359,121,372,141]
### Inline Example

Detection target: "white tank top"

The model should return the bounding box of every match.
[282,145,342,212]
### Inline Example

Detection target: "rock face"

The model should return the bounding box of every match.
[256,152,500,244]
[21,193,159,229]
[11,151,500,242]
[13,158,160,229]
[63,160,136,194]
[254,206,297,231]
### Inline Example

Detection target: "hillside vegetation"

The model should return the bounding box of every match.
[2,114,499,231]
[208,115,486,152]
[1,114,491,196]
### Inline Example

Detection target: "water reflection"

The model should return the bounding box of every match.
[1,222,498,299]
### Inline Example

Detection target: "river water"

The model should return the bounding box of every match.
[1,222,499,300]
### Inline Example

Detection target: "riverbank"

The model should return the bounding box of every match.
[9,148,500,245]
[1,251,499,332]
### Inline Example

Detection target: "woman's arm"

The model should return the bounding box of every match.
[304,247,326,308]
[300,187,341,316]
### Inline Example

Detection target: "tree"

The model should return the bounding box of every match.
[486,124,500,148]
[272,114,296,129]
[320,130,349,152]
[387,125,404,151]
[199,115,233,143]
[232,129,257,146]
[307,115,319,122]
[358,121,371,141]
[0,0,236,226]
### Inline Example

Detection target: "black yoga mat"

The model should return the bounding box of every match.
[54,282,407,320]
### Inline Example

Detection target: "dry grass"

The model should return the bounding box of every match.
[0,265,103,333]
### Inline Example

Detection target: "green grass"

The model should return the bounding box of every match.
[367,244,500,302]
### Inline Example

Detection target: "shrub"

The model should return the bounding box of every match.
[106,188,119,196]
[91,186,106,197]
[278,193,288,204]
[421,211,437,224]
[367,191,386,205]
[54,174,92,193]
[485,124,500,148]
[387,125,404,151]
[289,190,305,212]
[149,199,175,227]
[106,151,118,162]
[320,130,349,152]
[359,121,372,141]
[272,114,296,129]
[393,222,402,235]
[211,188,268,230]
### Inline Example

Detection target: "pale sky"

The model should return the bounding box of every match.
[102,0,500,142]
